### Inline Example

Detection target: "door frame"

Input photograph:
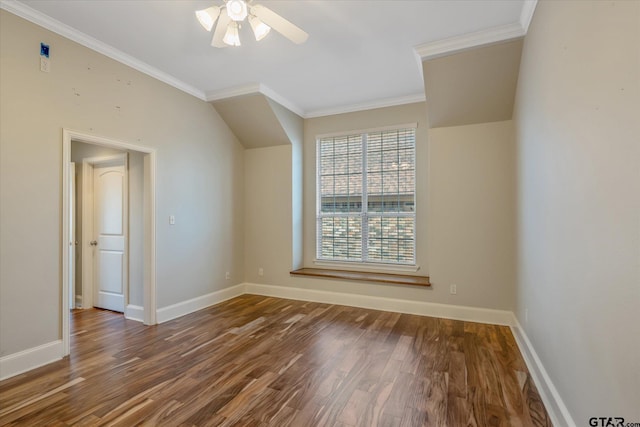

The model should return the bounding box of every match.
[82,153,129,313]
[69,162,76,310]
[62,129,157,357]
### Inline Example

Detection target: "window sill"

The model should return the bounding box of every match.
[290,268,430,288]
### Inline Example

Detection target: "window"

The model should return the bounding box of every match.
[316,126,416,265]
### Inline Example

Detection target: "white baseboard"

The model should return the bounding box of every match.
[156,284,245,323]
[243,283,514,326]
[0,340,63,381]
[510,315,575,427]
[125,304,145,323]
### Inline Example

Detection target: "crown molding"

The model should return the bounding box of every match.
[520,0,538,33]
[305,93,426,119]
[258,84,306,118]
[415,0,539,62]
[205,83,263,101]
[207,85,426,119]
[415,23,525,61]
[0,0,206,100]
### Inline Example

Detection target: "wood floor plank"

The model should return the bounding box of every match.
[0,296,552,426]
[0,391,69,426]
[0,377,84,418]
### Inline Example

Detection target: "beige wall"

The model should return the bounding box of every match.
[423,39,522,128]
[266,99,304,270]
[514,0,640,423]
[429,120,516,310]
[244,145,293,284]
[0,11,244,356]
[245,103,516,311]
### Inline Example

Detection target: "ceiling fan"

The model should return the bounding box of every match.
[195,0,308,47]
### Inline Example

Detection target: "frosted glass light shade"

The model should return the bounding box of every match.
[195,7,220,32]
[223,22,241,46]
[248,15,271,41]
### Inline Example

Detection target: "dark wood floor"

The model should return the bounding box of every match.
[0,295,551,426]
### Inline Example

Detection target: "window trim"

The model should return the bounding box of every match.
[315,124,418,266]
[315,123,418,140]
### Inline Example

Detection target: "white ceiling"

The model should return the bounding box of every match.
[7,0,533,117]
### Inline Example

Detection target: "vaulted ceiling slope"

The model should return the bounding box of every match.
[211,93,302,148]
[423,39,524,128]
[1,0,537,118]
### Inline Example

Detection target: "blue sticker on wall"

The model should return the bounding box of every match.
[40,43,49,58]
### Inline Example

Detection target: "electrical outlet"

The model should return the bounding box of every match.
[225,272,230,280]
[258,267,264,276]
[450,284,457,295]
[169,215,175,225]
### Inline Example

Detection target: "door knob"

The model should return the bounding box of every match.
[90,240,98,246]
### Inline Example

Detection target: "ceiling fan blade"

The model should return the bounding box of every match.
[250,4,308,44]
[211,10,231,48]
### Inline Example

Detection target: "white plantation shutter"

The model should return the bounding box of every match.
[317,126,416,265]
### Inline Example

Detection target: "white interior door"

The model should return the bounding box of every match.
[92,159,127,312]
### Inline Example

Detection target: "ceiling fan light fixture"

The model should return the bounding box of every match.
[248,15,270,41]
[226,0,248,22]
[198,1,308,48]
[223,22,241,46]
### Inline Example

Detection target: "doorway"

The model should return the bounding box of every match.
[78,152,129,313]
[62,129,157,357]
